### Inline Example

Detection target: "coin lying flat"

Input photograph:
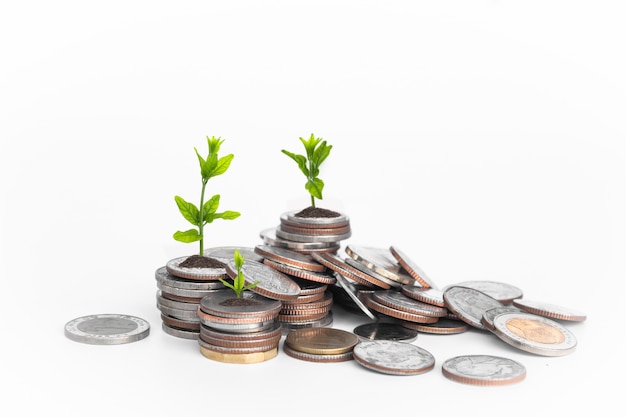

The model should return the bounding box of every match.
[442,355,526,386]
[65,314,150,345]
[401,317,470,335]
[491,311,577,356]
[353,322,418,343]
[285,327,359,355]
[512,298,587,322]
[352,340,435,376]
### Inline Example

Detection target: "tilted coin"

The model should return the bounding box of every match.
[445,280,523,304]
[254,244,327,272]
[289,277,328,295]
[344,256,401,288]
[353,322,418,343]
[333,273,377,320]
[165,256,229,280]
[225,258,301,301]
[512,298,587,322]
[491,311,577,357]
[363,295,439,324]
[442,355,526,386]
[262,258,337,285]
[401,285,445,307]
[371,290,448,317]
[352,340,435,376]
[204,246,264,263]
[65,314,150,345]
[443,286,504,330]
[160,313,201,331]
[155,266,226,290]
[389,246,439,289]
[345,245,416,286]
[481,306,525,331]
[157,303,201,321]
[401,317,470,335]
[161,322,199,340]
[311,252,387,289]
[285,327,360,355]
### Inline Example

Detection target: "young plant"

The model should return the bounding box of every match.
[173,136,240,255]
[219,249,259,298]
[281,133,332,208]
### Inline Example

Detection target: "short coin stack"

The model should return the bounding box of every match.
[283,327,360,363]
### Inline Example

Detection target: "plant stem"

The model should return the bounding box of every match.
[310,194,315,208]
[198,178,208,255]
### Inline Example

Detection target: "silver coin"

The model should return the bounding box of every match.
[352,340,435,376]
[372,290,448,318]
[155,266,227,290]
[442,355,526,386]
[225,258,301,301]
[389,246,439,289]
[334,273,377,320]
[512,298,587,322]
[492,311,577,356]
[157,304,201,321]
[344,256,401,288]
[353,322,418,343]
[200,319,276,333]
[65,314,150,345]
[345,245,415,286]
[157,291,199,311]
[254,244,326,272]
[204,246,264,263]
[165,256,229,280]
[443,286,504,330]
[401,285,446,307]
[260,227,340,249]
[161,322,199,340]
[280,311,334,334]
[284,210,349,225]
[157,282,229,299]
[445,280,523,304]
[276,225,351,243]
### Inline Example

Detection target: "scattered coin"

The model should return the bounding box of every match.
[353,322,418,343]
[285,327,359,355]
[389,245,439,289]
[444,280,523,304]
[443,286,504,330]
[352,340,436,376]
[65,314,150,345]
[345,245,416,286]
[491,311,577,356]
[401,285,446,307]
[363,294,439,324]
[442,355,526,386]
[371,290,448,318]
[401,317,470,335]
[481,306,525,331]
[512,298,587,322]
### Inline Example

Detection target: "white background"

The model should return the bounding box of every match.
[1,1,624,415]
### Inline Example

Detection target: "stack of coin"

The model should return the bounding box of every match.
[156,259,230,340]
[283,327,359,363]
[196,290,284,364]
[253,245,335,332]
[259,210,352,255]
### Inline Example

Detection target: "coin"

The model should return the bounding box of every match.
[161,322,199,340]
[333,273,377,320]
[363,295,439,324]
[401,317,470,335]
[283,343,353,363]
[283,210,350,226]
[389,246,439,289]
[204,246,265,263]
[262,258,337,285]
[276,225,352,243]
[225,258,301,301]
[401,285,446,307]
[445,280,523,304]
[165,256,229,280]
[279,311,334,334]
[260,227,340,251]
[442,355,526,386]
[254,245,327,272]
[312,252,388,289]
[65,314,150,345]
[155,266,226,290]
[371,290,448,318]
[285,327,360,355]
[200,344,278,364]
[512,298,587,322]
[345,245,416,286]
[344,256,401,288]
[199,291,282,319]
[352,340,436,376]
[443,286,504,330]
[481,306,525,331]
[353,322,418,343]
[491,311,577,356]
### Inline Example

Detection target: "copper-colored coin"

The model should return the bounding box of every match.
[311,252,389,289]
[254,245,327,272]
[200,321,283,342]
[198,336,279,354]
[290,277,328,295]
[199,344,278,364]
[160,314,201,331]
[262,258,337,285]
[371,290,448,317]
[281,291,327,305]
[196,307,278,326]
[389,246,439,289]
[278,222,352,236]
[512,298,587,322]
[282,343,353,363]
[280,293,333,311]
[199,331,282,349]
[159,291,204,304]
[199,291,282,319]
[401,285,445,307]
[285,327,359,355]
[279,305,332,316]
[277,310,331,323]
[344,245,416,286]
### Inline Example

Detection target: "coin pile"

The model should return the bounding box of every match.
[155,260,230,340]
[260,210,352,255]
[253,244,335,332]
[196,289,283,364]
[283,327,360,363]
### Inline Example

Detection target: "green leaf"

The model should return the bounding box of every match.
[175,196,200,225]
[313,141,332,166]
[210,154,234,177]
[202,194,221,216]
[281,150,309,176]
[207,136,224,155]
[200,153,218,180]
[173,229,201,243]
[306,178,324,200]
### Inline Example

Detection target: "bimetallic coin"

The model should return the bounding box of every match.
[65,314,150,345]
[389,246,439,289]
[512,298,587,322]
[353,340,435,376]
[353,322,418,343]
[445,280,523,304]
[285,327,359,355]
[443,286,504,330]
[345,245,416,286]
[165,256,228,280]
[481,306,525,331]
[225,258,301,301]
[492,311,577,356]
[442,355,526,386]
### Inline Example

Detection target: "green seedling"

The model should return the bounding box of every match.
[219,249,259,298]
[281,133,332,208]
[173,136,240,255]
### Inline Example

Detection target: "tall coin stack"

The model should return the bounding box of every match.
[156,256,230,340]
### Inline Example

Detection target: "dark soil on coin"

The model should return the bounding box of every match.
[179,255,226,269]
[220,297,262,306]
[295,206,341,218]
